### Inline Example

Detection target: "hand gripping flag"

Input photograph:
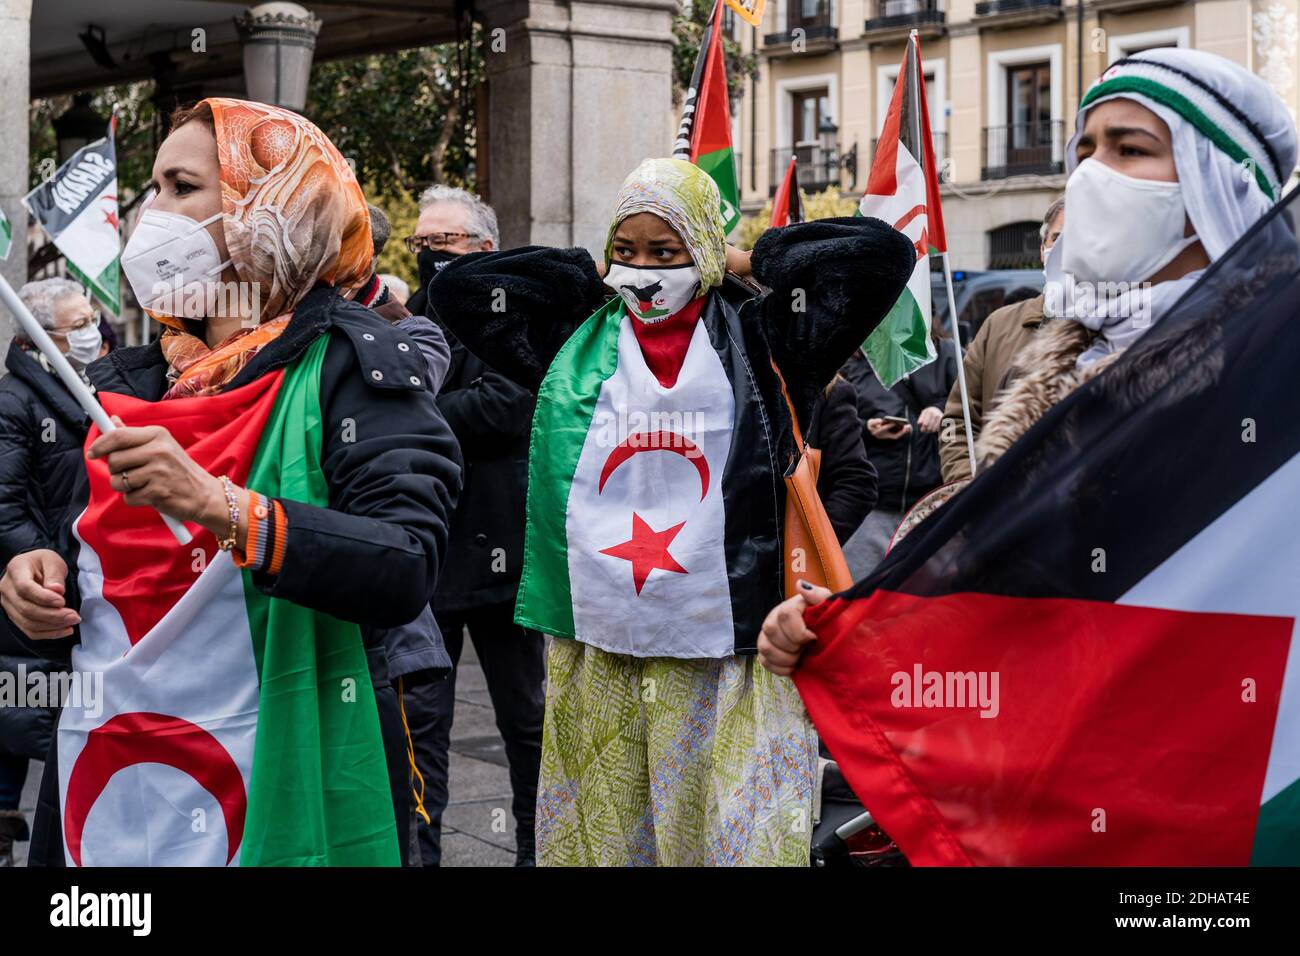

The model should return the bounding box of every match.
[792,191,1300,865]
[769,155,804,228]
[25,117,121,315]
[56,336,398,866]
[858,34,945,387]
[673,0,741,234]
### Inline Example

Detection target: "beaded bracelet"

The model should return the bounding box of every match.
[216,475,240,552]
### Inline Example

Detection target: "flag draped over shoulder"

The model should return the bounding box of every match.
[859,34,945,387]
[25,117,122,314]
[673,0,741,234]
[769,155,803,228]
[793,191,1300,866]
[58,336,398,866]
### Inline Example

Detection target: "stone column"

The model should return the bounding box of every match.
[0,0,32,362]
[1252,0,1299,158]
[479,0,678,256]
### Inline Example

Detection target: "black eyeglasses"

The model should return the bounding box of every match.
[403,232,480,254]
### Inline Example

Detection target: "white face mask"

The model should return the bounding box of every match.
[1061,159,1201,285]
[122,208,233,318]
[605,262,702,324]
[65,322,103,367]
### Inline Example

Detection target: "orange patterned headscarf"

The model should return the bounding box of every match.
[158,98,372,398]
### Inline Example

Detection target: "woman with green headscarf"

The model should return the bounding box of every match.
[425,157,912,865]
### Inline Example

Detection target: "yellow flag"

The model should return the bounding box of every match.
[724,0,765,28]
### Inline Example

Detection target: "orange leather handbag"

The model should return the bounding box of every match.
[771,361,854,599]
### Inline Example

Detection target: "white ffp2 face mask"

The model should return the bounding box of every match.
[605,262,702,324]
[1061,159,1201,285]
[122,208,233,318]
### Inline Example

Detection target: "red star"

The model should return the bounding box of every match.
[599,512,689,595]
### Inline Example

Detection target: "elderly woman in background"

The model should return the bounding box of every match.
[0,98,461,867]
[0,277,101,866]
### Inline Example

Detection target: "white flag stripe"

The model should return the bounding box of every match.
[58,550,261,866]
[566,313,737,658]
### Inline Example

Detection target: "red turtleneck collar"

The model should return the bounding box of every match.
[628,295,705,389]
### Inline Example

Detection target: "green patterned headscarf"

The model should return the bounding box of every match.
[604,158,727,289]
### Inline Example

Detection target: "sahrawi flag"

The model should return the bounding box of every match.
[516,296,750,659]
[858,34,945,387]
[793,191,1300,865]
[673,0,741,234]
[57,336,397,866]
[769,154,803,228]
[25,117,121,314]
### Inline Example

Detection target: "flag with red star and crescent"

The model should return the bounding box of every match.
[51,336,396,866]
[516,289,785,659]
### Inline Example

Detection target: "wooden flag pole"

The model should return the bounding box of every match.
[0,274,192,544]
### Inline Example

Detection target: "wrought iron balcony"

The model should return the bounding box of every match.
[973,0,1063,25]
[764,0,838,47]
[769,144,842,195]
[981,121,1065,179]
[864,0,945,39]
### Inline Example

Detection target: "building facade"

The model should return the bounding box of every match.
[730,0,1299,268]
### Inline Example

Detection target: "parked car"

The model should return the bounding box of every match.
[930,267,1045,346]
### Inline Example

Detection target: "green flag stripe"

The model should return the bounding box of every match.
[66,259,121,316]
[696,146,742,233]
[515,297,626,637]
[239,334,399,866]
[862,285,931,387]
[1251,776,1300,865]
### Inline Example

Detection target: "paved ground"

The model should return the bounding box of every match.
[15,639,518,867]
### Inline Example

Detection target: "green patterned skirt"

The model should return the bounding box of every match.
[536,637,818,866]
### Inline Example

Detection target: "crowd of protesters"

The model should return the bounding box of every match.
[0,45,1295,866]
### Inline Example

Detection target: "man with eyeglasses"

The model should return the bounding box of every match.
[404,185,496,317]
[401,186,544,867]
[0,278,101,866]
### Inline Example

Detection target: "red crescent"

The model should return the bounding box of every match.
[892,203,927,233]
[598,430,710,501]
[64,711,247,866]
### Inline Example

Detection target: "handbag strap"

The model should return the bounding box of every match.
[769,358,806,451]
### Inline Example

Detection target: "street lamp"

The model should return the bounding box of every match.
[53,93,109,165]
[817,115,859,190]
[235,2,323,112]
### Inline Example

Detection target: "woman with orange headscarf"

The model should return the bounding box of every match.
[0,99,461,867]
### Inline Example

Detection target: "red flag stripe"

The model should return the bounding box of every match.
[77,370,287,645]
[770,156,798,228]
[796,589,1291,865]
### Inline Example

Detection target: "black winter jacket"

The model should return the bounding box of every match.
[0,341,91,560]
[424,218,914,654]
[842,340,958,513]
[0,341,90,760]
[807,377,877,543]
[434,332,535,612]
[13,286,463,665]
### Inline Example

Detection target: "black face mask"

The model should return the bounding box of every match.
[417,248,458,294]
